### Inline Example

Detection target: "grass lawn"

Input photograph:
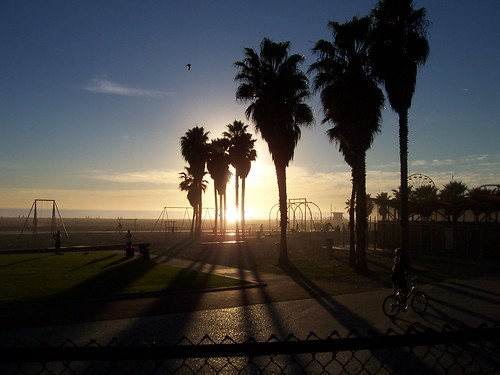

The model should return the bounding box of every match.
[0,252,251,307]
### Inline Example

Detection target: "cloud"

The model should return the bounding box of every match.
[87,169,180,184]
[83,77,174,99]
[411,160,428,167]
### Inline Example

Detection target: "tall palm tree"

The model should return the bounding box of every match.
[235,38,314,265]
[179,167,207,234]
[207,137,232,235]
[180,126,209,236]
[370,0,430,259]
[310,17,384,272]
[223,120,257,238]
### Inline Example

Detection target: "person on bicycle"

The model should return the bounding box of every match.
[391,248,408,310]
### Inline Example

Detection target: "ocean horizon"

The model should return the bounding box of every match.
[0,208,273,222]
[0,208,166,220]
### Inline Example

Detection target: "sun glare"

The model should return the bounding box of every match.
[225,207,239,223]
[223,206,255,223]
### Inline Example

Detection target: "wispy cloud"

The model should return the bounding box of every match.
[87,169,180,184]
[83,76,174,99]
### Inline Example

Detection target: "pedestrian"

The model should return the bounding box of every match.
[53,230,62,255]
[123,229,133,257]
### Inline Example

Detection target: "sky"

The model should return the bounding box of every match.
[1,1,499,220]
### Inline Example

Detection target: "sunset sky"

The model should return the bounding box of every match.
[1,1,499,220]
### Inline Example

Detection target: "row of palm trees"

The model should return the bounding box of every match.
[373,181,500,223]
[179,0,429,271]
[179,121,256,237]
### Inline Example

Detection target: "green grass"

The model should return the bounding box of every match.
[0,252,250,306]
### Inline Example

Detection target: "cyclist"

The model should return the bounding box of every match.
[391,248,408,310]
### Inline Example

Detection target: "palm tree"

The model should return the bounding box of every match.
[180,126,209,236]
[374,192,392,221]
[207,138,232,235]
[179,167,207,234]
[366,194,375,218]
[439,180,468,222]
[235,38,314,265]
[345,170,356,267]
[329,127,357,266]
[309,17,384,272]
[223,120,257,238]
[370,0,430,259]
[411,184,438,221]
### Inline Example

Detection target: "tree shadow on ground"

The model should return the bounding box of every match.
[56,258,157,301]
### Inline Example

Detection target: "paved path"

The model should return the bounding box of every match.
[0,256,498,346]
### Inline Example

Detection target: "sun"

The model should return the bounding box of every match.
[223,206,255,223]
[225,206,239,223]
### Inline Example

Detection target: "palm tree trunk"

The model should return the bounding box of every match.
[197,187,203,237]
[355,157,368,272]
[399,110,410,263]
[223,192,227,234]
[349,171,356,268]
[219,194,225,234]
[241,177,246,238]
[213,186,218,235]
[276,162,289,266]
[235,175,239,238]
[190,206,196,236]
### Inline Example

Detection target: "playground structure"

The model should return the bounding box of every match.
[268,198,323,232]
[21,199,68,236]
[117,218,138,233]
[152,206,214,233]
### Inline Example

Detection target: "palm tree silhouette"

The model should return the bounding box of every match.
[374,191,393,221]
[207,137,232,235]
[223,120,257,238]
[180,126,209,236]
[235,38,314,265]
[370,0,430,259]
[439,180,468,222]
[411,185,438,221]
[179,167,207,234]
[310,17,384,272]
[331,129,357,267]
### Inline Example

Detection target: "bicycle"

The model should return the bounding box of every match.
[383,274,429,317]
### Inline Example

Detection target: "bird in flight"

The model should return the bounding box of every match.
[185,64,191,71]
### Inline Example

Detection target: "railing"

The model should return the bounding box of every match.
[1,324,498,374]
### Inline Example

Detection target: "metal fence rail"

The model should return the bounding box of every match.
[1,324,498,374]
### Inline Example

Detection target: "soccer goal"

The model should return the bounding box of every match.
[20,199,68,236]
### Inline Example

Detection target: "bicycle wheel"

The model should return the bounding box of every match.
[411,291,428,313]
[383,294,400,317]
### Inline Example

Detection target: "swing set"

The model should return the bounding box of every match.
[152,206,214,233]
[20,199,68,236]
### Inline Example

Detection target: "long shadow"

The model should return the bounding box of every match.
[153,235,196,261]
[277,259,441,374]
[427,294,497,323]
[70,253,118,271]
[0,256,165,329]
[419,306,475,330]
[56,257,157,302]
[101,255,129,269]
[236,241,286,332]
[431,281,500,306]
[223,239,316,370]
[447,279,500,298]
[0,255,49,268]
[93,237,236,346]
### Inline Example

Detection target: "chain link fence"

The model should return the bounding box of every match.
[0,324,498,374]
